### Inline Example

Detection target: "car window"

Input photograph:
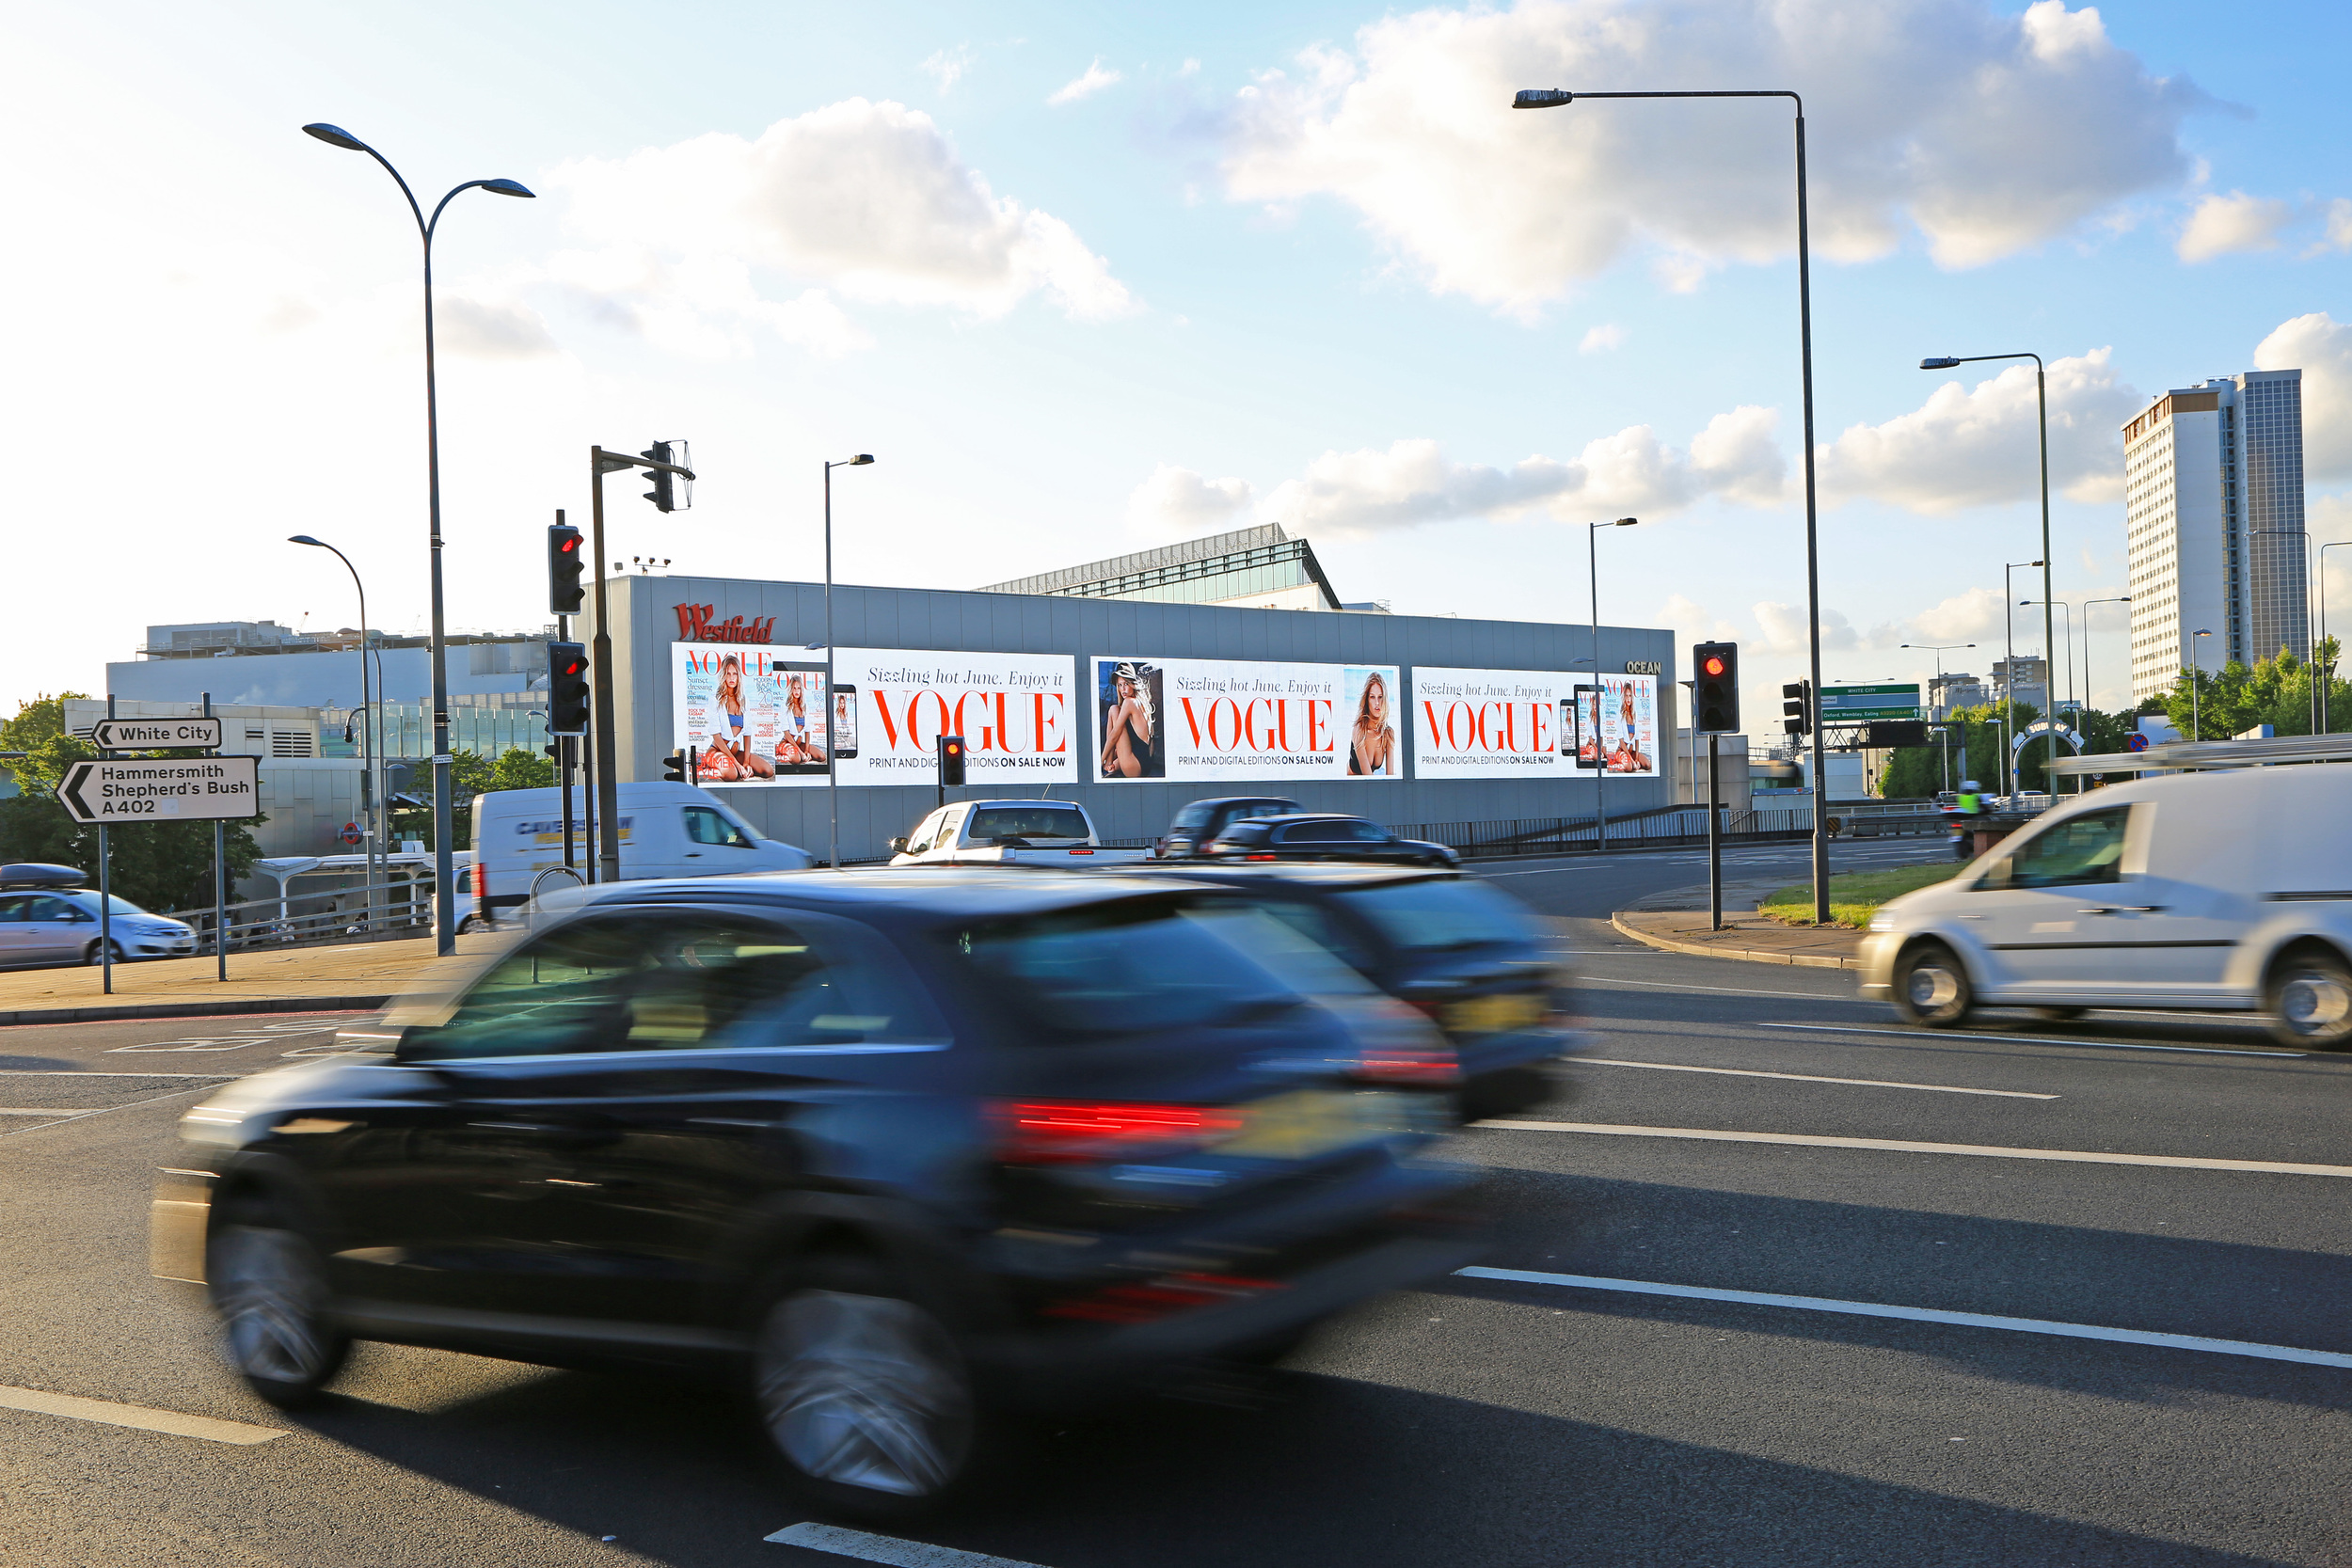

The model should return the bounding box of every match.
[955,898,1298,1039]
[23,896,74,921]
[1282,820,1343,843]
[1215,821,1269,843]
[1343,820,1389,843]
[1334,879,1542,955]
[1250,897,1377,974]
[0,897,25,923]
[402,911,934,1060]
[903,810,946,854]
[1979,807,2130,891]
[683,806,754,847]
[967,805,1090,842]
[1171,803,1212,830]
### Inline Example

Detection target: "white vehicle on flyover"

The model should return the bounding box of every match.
[887,799,1148,869]
[1860,744,2352,1048]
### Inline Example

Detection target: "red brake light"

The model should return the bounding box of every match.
[990,1101,1245,1165]
[1069,847,1093,855]
[1355,1047,1463,1085]
[1245,852,1279,862]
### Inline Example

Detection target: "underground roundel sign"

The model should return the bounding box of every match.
[341,821,364,847]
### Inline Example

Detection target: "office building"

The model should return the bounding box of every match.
[1991,655,2047,714]
[1929,672,1989,720]
[2122,370,2308,702]
[108,623,554,708]
[980,523,1364,611]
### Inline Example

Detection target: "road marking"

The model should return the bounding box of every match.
[0,1085,217,1137]
[1758,1022,2306,1058]
[1472,1119,2352,1177]
[765,1521,1048,1566]
[1454,1267,2352,1370]
[1585,975,1856,1001]
[0,1108,73,1117]
[0,1386,285,1444]
[0,1069,241,1078]
[1580,1058,2058,1099]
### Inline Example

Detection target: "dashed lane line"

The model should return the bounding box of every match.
[0,1386,285,1445]
[766,1522,1048,1566]
[1454,1267,2352,1370]
[1758,1021,2306,1058]
[1472,1119,2352,1177]
[1579,1057,2058,1099]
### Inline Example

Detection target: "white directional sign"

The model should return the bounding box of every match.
[88,717,225,751]
[58,756,261,824]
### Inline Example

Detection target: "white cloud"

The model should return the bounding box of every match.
[1819,348,2139,513]
[1222,0,2206,314]
[2177,190,2296,261]
[546,99,1134,346]
[921,46,977,94]
[2323,199,2352,255]
[1127,465,1256,534]
[1578,323,1625,354]
[1049,59,1123,106]
[1754,601,1859,656]
[1907,586,2009,642]
[2254,312,2352,479]
[437,297,561,359]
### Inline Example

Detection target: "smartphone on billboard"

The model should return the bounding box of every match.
[1573,685,1601,769]
[1558,699,1575,758]
[830,684,859,759]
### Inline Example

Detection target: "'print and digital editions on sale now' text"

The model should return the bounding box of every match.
[672,642,1654,784]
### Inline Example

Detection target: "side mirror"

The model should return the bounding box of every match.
[887,838,909,854]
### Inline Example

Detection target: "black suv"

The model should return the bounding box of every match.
[1204,814,1460,868]
[1153,797,1302,860]
[156,872,1482,1517]
[1138,863,1585,1120]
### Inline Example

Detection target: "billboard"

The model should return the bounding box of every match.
[675,645,1078,787]
[1089,657,1402,782]
[1408,668,1575,779]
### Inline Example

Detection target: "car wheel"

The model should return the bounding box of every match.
[207,1207,349,1407]
[1891,941,1973,1028]
[752,1254,983,1520]
[2265,947,2352,1050]
[2032,1006,2087,1022]
[82,941,128,966]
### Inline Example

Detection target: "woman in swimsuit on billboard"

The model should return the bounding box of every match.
[1100,663,1153,779]
[1348,671,1397,776]
[779,673,825,766]
[716,655,746,748]
[1608,681,1653,772]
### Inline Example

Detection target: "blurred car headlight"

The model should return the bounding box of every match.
[1867,911,1895,932]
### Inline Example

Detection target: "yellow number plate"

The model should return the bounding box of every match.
[1218,1090,1407,1159]
[1443,991,1547,1036]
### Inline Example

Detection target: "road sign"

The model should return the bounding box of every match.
[342,821,364,847]
[2126,732,2151,752]
[88,717,225,752]
[58,755,260,825]
[1819,683,1923,722]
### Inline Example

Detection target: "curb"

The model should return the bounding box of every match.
[0,994,394,1029]
[1611,911,1859,970]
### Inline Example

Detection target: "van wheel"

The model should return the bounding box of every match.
[1891,942,1973,1028]
[2265,946,2352,1050]
[751,1253,988,1521]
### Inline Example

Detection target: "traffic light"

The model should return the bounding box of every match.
[641,440,691,513]
[1693,641,1740,732]
[1782,679,1813,736]
[548,641,591,735]
[937,733,967,787]
[548,519,585,614]
[662,748,688,784]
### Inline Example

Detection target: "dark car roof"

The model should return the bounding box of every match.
[551,867,1217,923]
[1128,863,1455,893]
[1183,796,1299,808]
[1229,814,1375,828]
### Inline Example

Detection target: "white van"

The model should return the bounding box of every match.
[464,783,814,926]
[1859,766,2352,1047]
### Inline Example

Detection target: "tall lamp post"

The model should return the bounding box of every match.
[1899,642,1976,716]
[2021,597,2075,791]
[2322,543,2350,734]
[1518,87,1828,920]
[302,123,534,956]
[289,536,382,927]
[2188,628,2214,739]
[2000,560,2043,797]
[1585,515,1639,848]
[1923,352,2054,787]
[823,454,876,869]
[2080,595,2131,724]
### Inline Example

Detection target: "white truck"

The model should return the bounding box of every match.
[887,800,1149,869]
[463,782,815,927]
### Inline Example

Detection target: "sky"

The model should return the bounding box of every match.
[6,0,2350,723]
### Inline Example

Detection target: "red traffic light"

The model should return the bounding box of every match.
[1704,655,1726,677]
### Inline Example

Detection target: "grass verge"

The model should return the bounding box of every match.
[1759,863,1960,928]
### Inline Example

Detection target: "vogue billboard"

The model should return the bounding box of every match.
[1408,667,1575,779]
[1089,657,1402,782]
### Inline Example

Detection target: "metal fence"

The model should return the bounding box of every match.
[1394,804,1815,860]
[161,879,434,954]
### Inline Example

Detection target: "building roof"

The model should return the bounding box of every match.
[977,522,1343,610]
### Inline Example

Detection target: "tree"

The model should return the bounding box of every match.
[388,747,555,851]
[2159,641,2351,740]
[0,695,263,912]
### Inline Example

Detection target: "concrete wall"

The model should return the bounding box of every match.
[591,574,1677,863]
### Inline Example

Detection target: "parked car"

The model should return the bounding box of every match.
[1153,796,1302,860]
[467,783,813,927]
[153,871,1484,1517]
[0,863,194,967]
[1204,814,1460,869]
[1860,765,2352,1046]
[1139,863,1586,1119]
[888,800,1148,868]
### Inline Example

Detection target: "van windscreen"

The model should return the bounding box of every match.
[967,805,1090,843]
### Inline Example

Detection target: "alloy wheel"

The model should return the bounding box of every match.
[755,1289,974,1500]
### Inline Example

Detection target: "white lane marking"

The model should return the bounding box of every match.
[1584,975,1856,1001]
[1473,1120,2352,1177]
[0,1069,241,1078]
[1759,1022,2305,1058]
[0,1108,75,1117]
[1454,1267,2352,1370]
[765,1521,1048,1566]
[0,1085,217,1137]
[1580,1058,2058,1100]
[0,1385,285,1444]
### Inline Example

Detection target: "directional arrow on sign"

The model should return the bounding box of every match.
[61,762,100,823]
[56,755,261,826]
[89,717,225,752]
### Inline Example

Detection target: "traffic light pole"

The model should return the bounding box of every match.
[587,445,696,886]
[1707,733,1723,931]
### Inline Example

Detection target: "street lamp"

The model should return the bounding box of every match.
[2080,595,2130,722]
[289,536,383,927]
[2189,628,2214,739]
[1515,86,1831,922]
[824,454,876,869]
[2000,560,2043,797]
[302,123,535,956]
[2021,598,2076,792]
[2322,543,2350,734]
[1899,643,1976,718]
[1585,516,1639,849]
[1924,352,2055,769]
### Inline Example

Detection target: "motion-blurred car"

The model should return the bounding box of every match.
[153,871,1484,1518]
[0,863,194,966]
[1203,814,1460,869]
[1152,796,1301,860]
[1861,765,2352,1046]
[1140,863,1586,1119]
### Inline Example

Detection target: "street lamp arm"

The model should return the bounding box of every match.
[1518,87,1803,113]
[425,178,536,244]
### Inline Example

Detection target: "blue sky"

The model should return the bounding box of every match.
[6,0,2348,719]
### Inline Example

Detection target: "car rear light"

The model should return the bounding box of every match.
[1044,1272,1287,1324]
[990,1101,1246,1165]
[469,863,486,899]
[1354,1047,1463,1085]
[1245,852,1279,862]
[1069,847,1094,855]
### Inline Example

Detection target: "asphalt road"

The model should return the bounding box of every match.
[2,844,2346,1567]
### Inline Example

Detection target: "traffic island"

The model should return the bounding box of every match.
[1612,882,1865,969]
[0,932,508,1027]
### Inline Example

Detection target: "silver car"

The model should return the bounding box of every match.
[0,889,196,968]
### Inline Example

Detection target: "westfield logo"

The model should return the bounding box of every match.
[674,604,776,644]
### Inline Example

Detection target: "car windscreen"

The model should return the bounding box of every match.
[954,898,1299,1038]
[72,893,149,918]
[1334,879,1543,956]
[967,805,1091,842]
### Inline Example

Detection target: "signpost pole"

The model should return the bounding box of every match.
[207,692,226,982]
[98,693,114,995]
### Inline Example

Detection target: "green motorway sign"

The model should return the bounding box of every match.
[1819,683,1923,722]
